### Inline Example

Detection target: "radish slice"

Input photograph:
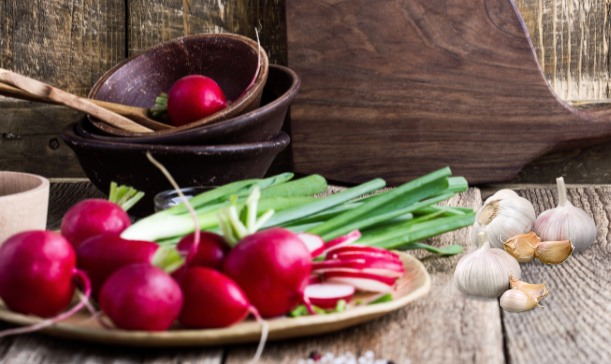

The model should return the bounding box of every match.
[297,233,326,258]
[324,271,396,292]
[304,283,355,309]
[309,274,323,285]
[326,251,401,263]
[324,230,362,253]
[312,259,404,278]
[326,246,400,261]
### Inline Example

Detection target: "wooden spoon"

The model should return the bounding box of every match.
[0,69,158,133]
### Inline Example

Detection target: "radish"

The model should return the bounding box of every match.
[297,233,325,258]
[309,274,323,285]
[179,267,260,328]
[61,199,131,249]
[222,227,314,317]
[326,246,401,262]
[176,232,230,270]
[99,263,183,331]
[312,259,404,278]
[305,283,355,309]
[76,234,158,297]
[167,75,228,127]
[324,271,396,292]
[0,230,92,338]
[323,230,362,254]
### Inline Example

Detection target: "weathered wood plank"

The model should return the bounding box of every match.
[514,0,609,100]
[502,186,611,363]
[225,188,505,364]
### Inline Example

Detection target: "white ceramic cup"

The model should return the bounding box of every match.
[0,172,50,246]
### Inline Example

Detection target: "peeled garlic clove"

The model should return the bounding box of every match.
[502,232,540,263]
[472,193,536,249]
[534,239,574,264]
[534,177,597,252]
[509,275,549,302]
[454,232,521,298]
[500,288,540,312]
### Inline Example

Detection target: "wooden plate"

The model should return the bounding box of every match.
[0,253,430,347]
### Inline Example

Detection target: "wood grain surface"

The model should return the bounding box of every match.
[285,0,611,186]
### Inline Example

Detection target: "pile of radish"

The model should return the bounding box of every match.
[0,166,474,352]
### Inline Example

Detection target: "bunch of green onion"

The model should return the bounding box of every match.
[121,167,475,255]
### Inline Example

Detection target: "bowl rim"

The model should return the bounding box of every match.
[0,172,50,201]
[88,32,270,137]
[79,64,300,143]
[62,123,290,153]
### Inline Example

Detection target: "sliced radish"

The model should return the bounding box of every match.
[324,271,395,292]
[326,251,401,263]
[326,245,400,261]
[323,230,362,253]
[309,274,323,285]
[304,283,355,309]
[297,233,326,258]
[312,259,404,278]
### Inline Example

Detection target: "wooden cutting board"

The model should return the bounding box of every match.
[286,0,611,185]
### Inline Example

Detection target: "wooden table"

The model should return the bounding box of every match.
[0,181,607,364]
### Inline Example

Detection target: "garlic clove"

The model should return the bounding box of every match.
[534,177,597,252]
[454,232,521,298]
[534,239,574,265]
[500,288,540,312]
[472,194,536,249]
[509,275,549,302]
[502,232,540,263]
[484,189,519,205]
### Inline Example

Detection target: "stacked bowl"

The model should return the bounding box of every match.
[61,33,300,216]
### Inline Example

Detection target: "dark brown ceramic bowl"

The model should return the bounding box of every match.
[78,65,300,145]
[61,124,290,216]
[88,33,269,137]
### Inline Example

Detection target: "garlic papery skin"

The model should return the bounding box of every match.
[502,232,540,263]
[510,275,549,302]
[454,232,522,298]
[534,177,597,252]
[500,288,540,312]
[471,193,536,249]
[534,239,574,264]
[484,189,519,205]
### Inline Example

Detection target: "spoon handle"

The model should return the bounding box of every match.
[0,68,152,133]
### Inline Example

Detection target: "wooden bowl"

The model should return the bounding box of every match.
[61,124,290,216]
[0,253,430,347]
[0,172,50,245]
[88,33,269,136]
[78,65,300,145]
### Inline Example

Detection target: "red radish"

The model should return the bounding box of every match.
[323,230,362,254]
[76,234,158,297]
[312,259,404,278]
[297,233,326,258]
[173,232,230,275]
[99,264,183,331]
[223,228,314,317]
[324,271,396,292]
[167,75,227,127]
[305,283,355,309]
[61,199,131,249]
[309,274,323,285]
[179,267,260,328]
[0,230,82,317]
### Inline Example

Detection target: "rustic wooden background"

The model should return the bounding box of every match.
[1,0,610,183]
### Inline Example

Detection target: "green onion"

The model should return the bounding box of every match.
[260,174,327,198]
[399,243,463,255]
[307,167,451,237]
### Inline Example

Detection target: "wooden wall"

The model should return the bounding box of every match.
[0,0,610,184]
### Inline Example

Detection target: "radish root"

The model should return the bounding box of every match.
[248,306,269,364]
[0,269,92,338]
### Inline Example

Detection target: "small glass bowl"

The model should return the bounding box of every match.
[154,186,217,212]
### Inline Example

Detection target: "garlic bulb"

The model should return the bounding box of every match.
[454,232,521,298]
[534,239,574,264]
[500,288,540,312]
[472,190,536,249]
[534,177,597,252]
[502,232,540,263]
